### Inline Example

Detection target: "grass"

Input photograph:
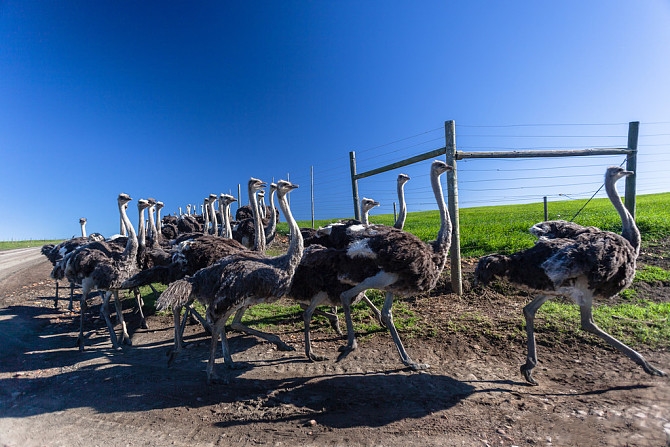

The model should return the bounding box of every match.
[6,192,670,349]
[0,240,63,251]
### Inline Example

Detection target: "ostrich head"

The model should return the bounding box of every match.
[431,160,453,176]
[276,179,298,198]
[361,197,380,214]
[606,166,634,183]
[220,194,237,206]
[137,198,151,211]
[398,173,410,186]
[270,183,277,193]
[209,193,218,206]
[79,217,87,225]
[249,177,267,195]
[118,193,132,206]
[156,201,164,212]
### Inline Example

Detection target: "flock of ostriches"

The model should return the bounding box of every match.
[41,162,666,385]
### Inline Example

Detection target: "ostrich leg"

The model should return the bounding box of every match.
[579,303,666,377]
[380,291,429,371]
[520,294,550,385]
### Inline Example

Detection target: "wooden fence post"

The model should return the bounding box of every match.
[350,151,361,221]
[625,121,639,218]
[445,120,463,296]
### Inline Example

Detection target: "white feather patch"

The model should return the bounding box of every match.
[346,224,366,235]
[347,239,377,259]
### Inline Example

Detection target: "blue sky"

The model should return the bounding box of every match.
[1,1,669,240]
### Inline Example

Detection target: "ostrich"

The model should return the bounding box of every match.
[218,194,237,238]
[157,179,303,383]
[42,218,104,310]
[394,174,411,230]
[329,160,453,370]
[64,193,140,350]
[475,166,666,385]
[360,197,380,225]
[233,178,268,252]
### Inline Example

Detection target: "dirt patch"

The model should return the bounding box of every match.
[0,243,669,447]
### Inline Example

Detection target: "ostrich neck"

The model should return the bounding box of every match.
[265,190,277,239]
[148,207,156,242]
[156,208,162,235]
[362,209,370,226]
[119,202,138,260]
[81,222,87,238]
[202,201,209,234]
[606,177,640,255]
[209,200,218,236]
[138,208,146,248]
[394,182,407,230]
[222,203,232,238]
[250,187,266,252]
[431,171,452,258]
[276,192,303,276]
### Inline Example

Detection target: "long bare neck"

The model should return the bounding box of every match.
[431,170,451,259]
[148,206,157,241]
[120,214,127,237]
[276,192,303,275]
[209,200,218,236]
[265,189,277,239]
[202,201,210,234]
[250,188,266,252]
[120,203,138,260]
[362,209,370,226]
[138,208,146,248]
[221,203,232,238]
[156,208,162,235]
[606,176,640,256]
[81,222,87,238]
[394,182,407,230]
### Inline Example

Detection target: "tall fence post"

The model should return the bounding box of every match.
[310,166,315,229]
[625,121,639,218]
[349,151,361,221]
[445,120,463,296]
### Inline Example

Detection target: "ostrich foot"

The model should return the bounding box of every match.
[520,363,539,386]
[406,361,430,371]
[140,318,149,330]
[308,352,329,362]
[337,340,358,353]
[643,363,667,377]
[329,319,343,336]
[276,341,295,352]
[76,336,85,351]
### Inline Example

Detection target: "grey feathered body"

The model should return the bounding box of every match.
[343,224,450,296]
[475,230,637,299]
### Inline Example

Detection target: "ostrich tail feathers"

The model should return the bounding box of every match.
[156,279,193,311]
[474,254,510,285]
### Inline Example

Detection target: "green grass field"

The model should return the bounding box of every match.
[4,192,670,348]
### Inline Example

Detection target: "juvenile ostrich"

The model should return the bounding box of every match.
[42,218,104,310]
[475,166,666,385]
[233,178,268,251]
[157,179,303,383]
[218,194,237,238]
[64,193,140,350]
[360,197,380,226]
[331,160,453,370]
[394,173,411,230]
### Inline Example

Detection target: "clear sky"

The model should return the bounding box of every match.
[1,1,669,240]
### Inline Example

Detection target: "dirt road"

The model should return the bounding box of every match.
[0,249,668,446]
[0,247,43,282]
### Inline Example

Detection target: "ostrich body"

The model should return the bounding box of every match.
[331,161,452,370]
[394,174,410,230]
[157,179,303,383]
[475,166,665,385]
[64,193,140,350]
